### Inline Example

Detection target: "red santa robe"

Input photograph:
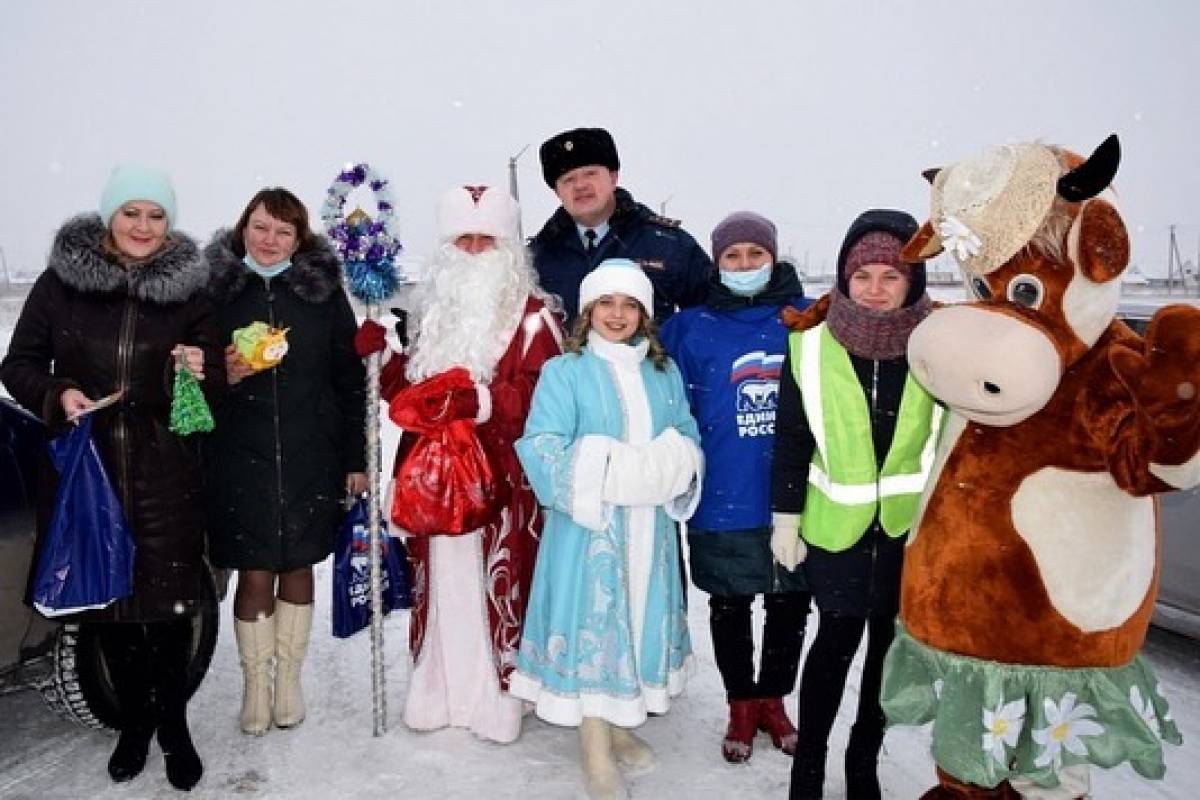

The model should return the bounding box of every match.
[380,296,562,742]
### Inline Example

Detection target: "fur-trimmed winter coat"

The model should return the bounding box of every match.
[0,214,225,623]
[202,229,365,571]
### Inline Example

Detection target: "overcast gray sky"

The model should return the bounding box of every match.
[2,0,1198,280]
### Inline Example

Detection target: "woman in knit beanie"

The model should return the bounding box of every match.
[1,165,222,791]
[770,209,936,799]
[660,210,812,764]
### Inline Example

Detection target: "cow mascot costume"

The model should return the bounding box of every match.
[880,135,1200,799]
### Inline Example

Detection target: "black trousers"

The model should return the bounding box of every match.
[793,612,894,762]
[708,591,810,701]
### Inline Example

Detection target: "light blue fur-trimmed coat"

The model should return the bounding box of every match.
[509,336,702,728]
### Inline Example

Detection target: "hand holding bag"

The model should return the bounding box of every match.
[332,496,412,638]
[31,414,136,617]
[388,368,506,535]
[168,364,215,435]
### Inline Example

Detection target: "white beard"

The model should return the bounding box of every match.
[405,238,536,383]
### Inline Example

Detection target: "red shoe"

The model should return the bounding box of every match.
[721,699,760,763]
[757,697,798,755]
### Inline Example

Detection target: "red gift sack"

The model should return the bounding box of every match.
[389,369,506,535]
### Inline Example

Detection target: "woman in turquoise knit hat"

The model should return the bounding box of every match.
[1,164,224,791]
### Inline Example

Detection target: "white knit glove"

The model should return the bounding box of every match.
[770,512,807,571]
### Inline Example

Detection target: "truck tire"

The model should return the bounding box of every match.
[40,570,220,730]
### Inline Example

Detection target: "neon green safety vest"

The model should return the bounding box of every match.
[790,322,942,552]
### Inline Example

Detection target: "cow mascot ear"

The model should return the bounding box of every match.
[1070,198,1130,283]
[902,220,943,263]
[1061,134,1130,283]
[902,167,946,264]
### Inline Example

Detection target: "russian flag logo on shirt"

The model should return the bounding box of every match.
[730,351,784,434]
[730,350,784,384]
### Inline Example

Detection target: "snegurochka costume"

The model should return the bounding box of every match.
[510,331,703,727]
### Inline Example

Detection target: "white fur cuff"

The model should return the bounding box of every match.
[666,438,704,522]
[474,383,493,425]
[571,434,613,531]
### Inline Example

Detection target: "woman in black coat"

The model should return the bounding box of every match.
[202,187,365,737]
[1,165,224,791]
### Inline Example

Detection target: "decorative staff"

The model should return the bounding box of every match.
[320,163,402,736]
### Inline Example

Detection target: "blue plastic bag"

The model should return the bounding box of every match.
[332,497,412,638]
[32,415,135,617]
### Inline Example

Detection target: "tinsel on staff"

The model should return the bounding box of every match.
[322,162,402,736]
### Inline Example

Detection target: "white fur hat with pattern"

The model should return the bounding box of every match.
[437,184,521,243]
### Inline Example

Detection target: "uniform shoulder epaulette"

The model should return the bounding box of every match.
[647,213,682,228]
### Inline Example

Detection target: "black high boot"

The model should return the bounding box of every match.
[99,624,155,783]
[845,617,893,800]
[789,743,827,800]
[148,619,203,791]
[789,612,867,800]
[844,717,885,800]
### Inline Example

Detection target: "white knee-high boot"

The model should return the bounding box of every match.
[579,717,627,799]
[233,613,275,735]
[273,599,313,728]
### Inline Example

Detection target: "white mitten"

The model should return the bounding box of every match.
[770,512,807,571]
[654,427,699,499]
[603,428,697,506]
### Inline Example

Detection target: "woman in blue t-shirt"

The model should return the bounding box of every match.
[661,211,812,764]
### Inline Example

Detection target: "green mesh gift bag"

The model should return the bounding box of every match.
[169,365,215,435]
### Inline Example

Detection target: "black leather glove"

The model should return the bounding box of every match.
[390,307,409,348]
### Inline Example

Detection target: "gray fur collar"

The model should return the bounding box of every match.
[204,229,342,304]
[49,214,208,304]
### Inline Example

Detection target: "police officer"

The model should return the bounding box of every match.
[531,127,712,323]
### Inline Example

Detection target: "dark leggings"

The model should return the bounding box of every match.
[98,619,194,733]
[708,591,811,701]
[795,612,894,755]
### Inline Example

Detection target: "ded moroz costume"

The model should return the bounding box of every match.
[356,184,563,743]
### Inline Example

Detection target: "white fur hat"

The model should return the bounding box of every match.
[579,258,654,313]
[437,185,521,243]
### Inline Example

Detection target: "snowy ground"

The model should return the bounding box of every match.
[0,576,1198,799]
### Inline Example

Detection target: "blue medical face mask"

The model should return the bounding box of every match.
[243,253,292,278]
[719,262,773,296]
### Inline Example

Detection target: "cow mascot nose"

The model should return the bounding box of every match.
[906,303,1062,426]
